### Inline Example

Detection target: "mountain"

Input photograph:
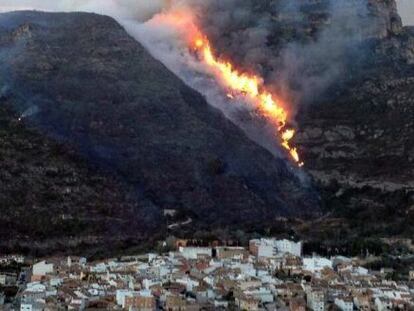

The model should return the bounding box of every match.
[289,1,414,244]
[0,11,319,255]
[189,0,413,248]
[0,104,155,256]
[295,30,414,240]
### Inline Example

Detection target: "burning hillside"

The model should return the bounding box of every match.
[0,11,321,253]
[137,6,303,166]
[128,0,403,167]
[192,34,303,166]
[0,0,412,254]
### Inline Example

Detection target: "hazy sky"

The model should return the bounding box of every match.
[397,0,414,25]
[0,0,412,25]
[0,0,165,21]
[0,0,414,25]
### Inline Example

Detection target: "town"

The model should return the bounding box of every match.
[1,238,414,310]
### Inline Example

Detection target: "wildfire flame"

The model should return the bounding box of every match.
[192,36,304,167]
[151,7,304,166]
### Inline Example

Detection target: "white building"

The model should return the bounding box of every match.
[116,289,138,308]
[275,239,302,257]
[175,276,200,291]
[21,283,47,311]
[244,287,274,303]
[32,261,54,276]
[0,272,17,286]
[307,289,326,311]
[90,262,107,273]
[178,247,212,259]
[23,283,47,294]
[142,278,161,290]
[334,296,354,311]
[375,297,393,311]
[20,301,45,311]
[249,239,302,258]
[303,257,333,273]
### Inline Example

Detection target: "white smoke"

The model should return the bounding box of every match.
[0,0,408,162]
[396,0,414,25]
[0,0,288,157]
[18,105,39,121]
[123,15,285,156]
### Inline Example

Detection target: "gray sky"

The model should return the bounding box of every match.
[0,0,412,25]
[0,0,165,21]
[397,0,414,25]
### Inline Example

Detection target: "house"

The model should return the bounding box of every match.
[175,275,199,292]
[67,256,87,268]
[178,247,212,260]
[275,239,302,257]
[116,289,139,307]
[249,240,274,258]
[165,295,187,311]
[21,282,47,303]
[375,297,393,311]
[327,284,347,302]
[215,247,248,260]
[0,255,25,265]
[20,301,46,311]
[303,257,333,273]
[380,268,394,275]
[283,255,303,271]
[20,283,48,311]
[244,287,274,304]
[32,261,54,279]
[213,299,228,308]
[275,283,305,301]
[193,284,215,303]
[125,293,156,311]
[0,272,17,286]
[334,296,354,311]
[307,288,326,311]
[353,293,372,310]
[409,270,414,281]
[290,298,307,311]
[68,296,86,310]
[235,296,260,311]
[249,238,302,258]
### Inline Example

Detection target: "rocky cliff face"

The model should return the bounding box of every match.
[292,2,414,240]
[295,68,414,236]
[187,0,413,242]
[0,11,320,254]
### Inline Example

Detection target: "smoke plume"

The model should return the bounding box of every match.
[396,0,414,25]
[0,0,404,158]
[0,0,403,106]
[155,0,397,106]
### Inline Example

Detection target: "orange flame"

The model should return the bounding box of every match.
[150,7,303,166]
[193,36,304,166]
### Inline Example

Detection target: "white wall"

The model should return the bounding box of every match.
[179,247,212,259]
[303,257,333,272]
[32,261,54,276]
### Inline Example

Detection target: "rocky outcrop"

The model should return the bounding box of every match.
[193,0,414,240]
[294,24,414,238]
